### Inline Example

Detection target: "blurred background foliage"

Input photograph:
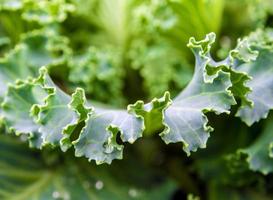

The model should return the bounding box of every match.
[0,0,272,199]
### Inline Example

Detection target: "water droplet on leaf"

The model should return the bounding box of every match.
[95,180,104,190]
[52,191,61,199]
[128,188,138,198]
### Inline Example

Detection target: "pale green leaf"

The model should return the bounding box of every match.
[235,29,273,125]
[240,117,273,174]
[1,80,47,147]
[74,106,144,164]
[160,33,236,154]
[129,33,238,155]
[30,69,90,150]
[0,29,70,101]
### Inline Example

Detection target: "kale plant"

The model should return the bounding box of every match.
[0,0,272,199]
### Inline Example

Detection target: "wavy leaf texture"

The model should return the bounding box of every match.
[239,116,273,174]
[0,0,74,24]
[0,29,70,101]
[130,33,238,154]
[234,29,273,125]
[0,1,272,199]
[1,66,144,164]
[31,71,90,151]
[0,30,269,164]
[74,106,144,164]
[160,34,236,154]
[69,47,125,106]
[1,79,48,147]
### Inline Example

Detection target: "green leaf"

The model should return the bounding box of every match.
[1,67,90,151]
[159,33,236,154]
[0,0,74,24]
[240,116,273,174]
[20,30,71,70]
[130,40,193,98]
[31,74,90,151]
[0,48,32,100]
[1,30,271,164]
[1,79,48,147]
[226,37,258,110]
[129,92,172,136]
[1,66,144,164]
[74,106,144,164]
[0,29,70,101]
[69,47,125,107]
[235,29,273,125]
[130,33,250,155]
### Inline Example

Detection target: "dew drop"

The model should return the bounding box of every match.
[128,188,138,198]
[52,191,60,199]
[95,180,104,190]
[19,134,28,142]
[52,190,70,200]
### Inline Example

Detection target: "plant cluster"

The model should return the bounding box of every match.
[0,0,272,199]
